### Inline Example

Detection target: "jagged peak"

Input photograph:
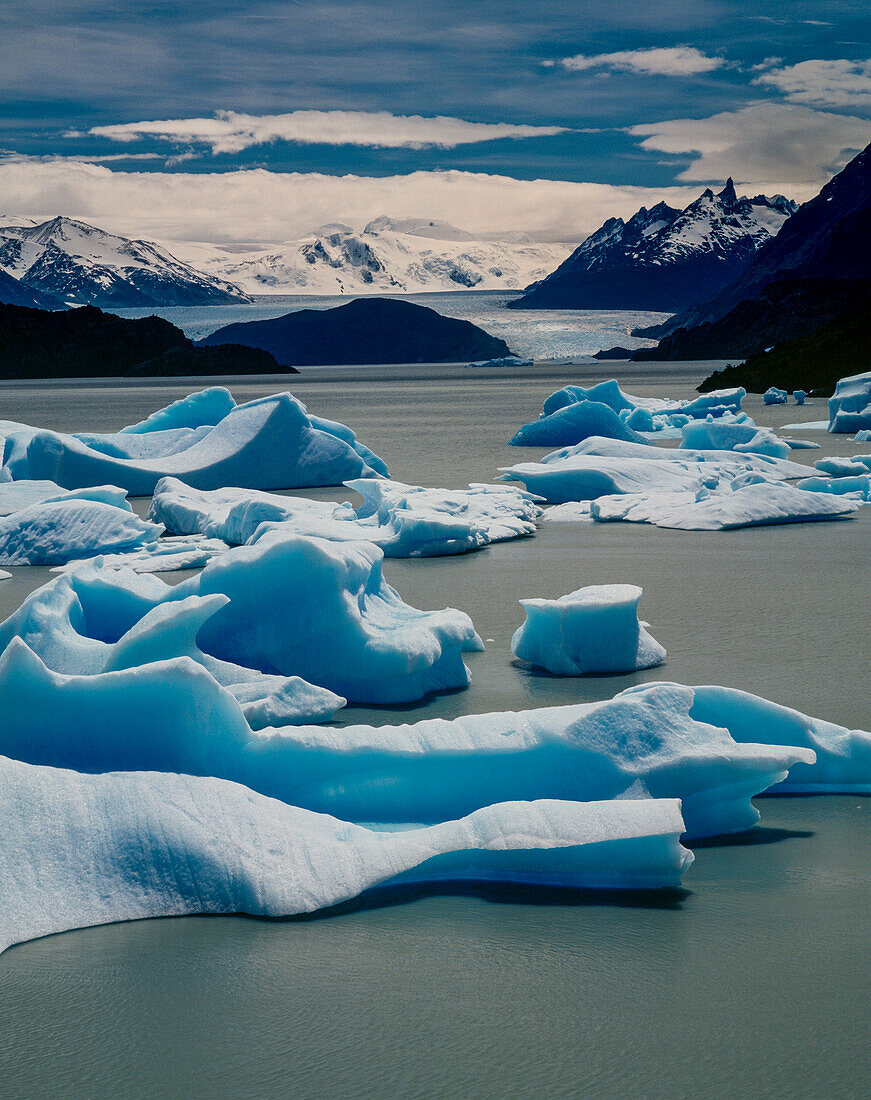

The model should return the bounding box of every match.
[718,178,737,203]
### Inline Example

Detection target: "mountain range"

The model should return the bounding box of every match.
[170,218,572,296]
[0,217,249,307]
[508,181,796,312]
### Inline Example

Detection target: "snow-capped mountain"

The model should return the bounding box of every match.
[0,217,249,307]
[509,181,798,311]
[168,218,572,296]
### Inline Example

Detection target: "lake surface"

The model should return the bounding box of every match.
[0,363,869,1098]
[111,289,670,360]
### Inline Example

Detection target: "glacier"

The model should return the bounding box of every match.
[511,584,665,675]
[0,533,483,704]
[147,476,540,556]
[0,755,693,955]
[828,372,871,433]
[3,388,387,494]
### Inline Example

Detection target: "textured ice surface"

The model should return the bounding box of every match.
[500,436,811,504]
[4,389,387,493]
[0,492,162,565]
[856,429,871,442]
[148,476,540,555]
[0,756,693,954]
[680,418,790,459]
[589,480,859,530]
[828,372,871,433]
[50,534,232,574]
[621,683,871,794]
[511,584,665,675]
[0,662,812,840]
[813,455,871,477]
[513,381,745,447]
[763,387,788,405]
[0,532,483,704]
[797,474,871,501]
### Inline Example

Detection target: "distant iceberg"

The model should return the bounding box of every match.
[0,757,693,954]
[3,388,387,494]
[511,584,665,675]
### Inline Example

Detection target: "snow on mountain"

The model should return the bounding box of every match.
[510,181,798,312]
[0,217,249,307]
[166,219,573,295]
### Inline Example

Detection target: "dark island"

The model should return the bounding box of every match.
[200,297,513,365]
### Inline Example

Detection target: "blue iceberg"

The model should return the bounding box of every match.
[511,584,665,675]
[828,371,871,433]
[0,754,694,954]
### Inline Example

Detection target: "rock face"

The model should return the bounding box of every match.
[0,217,248,306]
[698,306,871,396]
[199,297,513,365]
[629,140,871,361]
[0,268,64,310]
[0,303,294,379]
[509,181,795,311]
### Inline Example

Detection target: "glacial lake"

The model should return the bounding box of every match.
[0,360,868,1098]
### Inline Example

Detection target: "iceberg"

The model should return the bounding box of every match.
[0,532,483,704]
[500,436,811,504]
[148,476,540,556]
[466,356,533,368]
[509,401,645,447]
[0,493,163,566]
[763,387,788,405]
[679,418,791,460]
[3,389,387,494]
[0,659,813,840]
[621,683,871,794]
[589,479,860,530]
[515,381,746,447]
[855,429,871,442]
[796,474,871,501]
[511,584,665,675]
[793,390,807,405]
[0,754,694,955]
[812,455,871,477]
[828,371,871,433]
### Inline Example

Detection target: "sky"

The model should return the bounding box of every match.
[0,0,869,244]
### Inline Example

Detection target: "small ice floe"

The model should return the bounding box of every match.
[763,386,788,405]
[793,390,807,405]
[0,759,693,955]
[148,476,540,556]
[2,387,387,493]
[856,429,871,442]
[680,417,791,459]
[828,370,871,433]
[511,583,666,675]
[813,455,871,477]
[466,356,533,368]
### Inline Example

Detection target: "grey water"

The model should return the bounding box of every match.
[0,363,869,1098]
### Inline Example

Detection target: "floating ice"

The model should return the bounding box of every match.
[148,476,540,556]
[511,584,665,675]
[856,429,871,442]
[797,474,871,501]
[51,534,232,574]
[500,436,811,504]
[509,401,644,447]
[680,418,791,459]
[813,455,871,477]
[828,371,871,433]
[589,479,859,530]
[0,532,483,704]
[0,664,811,839]
[0,755,694,954]
[466,356,533,368]
[621,683,871,794]
[793,390,807,405]
[515,381,746,447]
[3,389,387,494]
[0,492,163,566]
[763,387,788,405]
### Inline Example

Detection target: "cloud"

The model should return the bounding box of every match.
[630,103,870,185]
[86,110,569,153]
[0,157,712,244]
[548,47,727,77]
[754,59,871,109]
